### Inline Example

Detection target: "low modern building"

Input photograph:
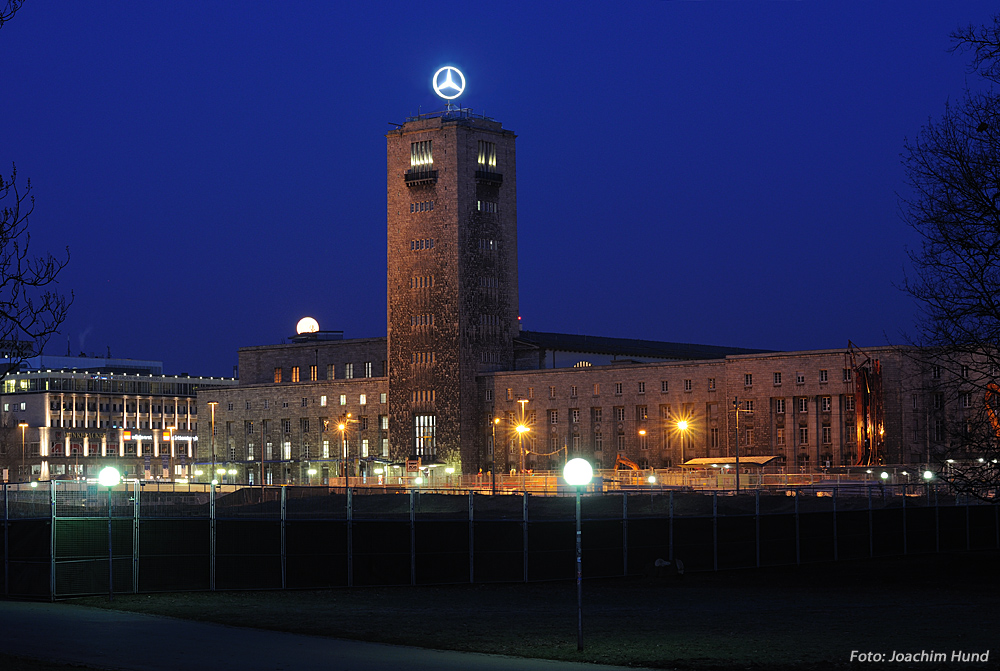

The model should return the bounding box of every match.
[0,355,236,483]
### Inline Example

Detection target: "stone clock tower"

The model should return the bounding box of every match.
[386,106,518,473]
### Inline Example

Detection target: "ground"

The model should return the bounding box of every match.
[25,550,990,670]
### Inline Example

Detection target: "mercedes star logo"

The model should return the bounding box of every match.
[432,66,466,100]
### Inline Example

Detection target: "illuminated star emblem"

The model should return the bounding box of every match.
[432,66,466,100]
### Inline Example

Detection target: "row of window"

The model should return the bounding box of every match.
[410,238,435,251]
[229,392,387,413]
[410,200,434,213]
[410,140,432,167]
[273,362,380,383]
[230,415,388,435]
[477,140,497,168]
[411,314,434,327]
[410,275,435,289]
[478,239,498,251]
[745,369,851,387]
[412,352,435,365]
[232,437,388,461]
[494,379,715,402]
[476,200,498,213]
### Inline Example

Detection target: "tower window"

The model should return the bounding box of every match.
[411,239,435,251]
[410,140,432,167]
[477,140,497,168]
[477,201,498,213]
[410,201,434,213]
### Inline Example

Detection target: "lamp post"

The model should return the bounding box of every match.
[731,397,754,493]
[491,417,500,495]
[563,457,593,651]
[18,422,28,482]
[208,401,218,485]
[98,466,121,601]
[516,423,530,492]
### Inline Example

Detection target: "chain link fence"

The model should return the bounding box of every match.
[1,481,996,599]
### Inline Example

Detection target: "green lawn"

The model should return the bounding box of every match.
[72,551,997,670]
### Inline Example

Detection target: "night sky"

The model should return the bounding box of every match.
[2,1,995,376]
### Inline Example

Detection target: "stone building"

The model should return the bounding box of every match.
[195,99,954,483]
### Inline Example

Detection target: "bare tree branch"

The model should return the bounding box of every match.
[0,0,24,31]
[0,164,72,376]
[902,15,1000,498]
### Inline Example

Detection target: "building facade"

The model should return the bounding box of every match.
[0,362,235,483]
[194,102,965,482]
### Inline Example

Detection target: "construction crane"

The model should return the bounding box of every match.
[846,342,884,466]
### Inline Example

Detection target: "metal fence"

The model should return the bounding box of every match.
[2,481,997,600]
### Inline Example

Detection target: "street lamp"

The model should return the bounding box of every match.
[491,417,500,495]
[516,423,530,492]
[208,401,218,484]
[563,457,593,651]
[731,398,754,493]
[98,466,121,601]
[18,422,28,482]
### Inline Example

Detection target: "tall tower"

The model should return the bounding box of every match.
[386,105,518,473]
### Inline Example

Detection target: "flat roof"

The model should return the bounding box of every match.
[515,330,773,361]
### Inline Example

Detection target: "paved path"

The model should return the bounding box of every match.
[0,601,642,671]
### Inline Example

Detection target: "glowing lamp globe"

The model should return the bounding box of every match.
[880,471,889,480]
[923,470,934,480]
[563,458,593,486]
[296,317,320,335]
[98,467,121,487]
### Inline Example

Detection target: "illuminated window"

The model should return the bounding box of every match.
[274,368,282,383]
[708,378,716,391]
[477,200,498,213]
[339,394,346,406]
[593,383,600,396]
[320,396,327,407]
[364,362,372,378]
[477,140,496,168]
[309,365,317,381]
[414,414,436,456]
[345,363,354,379]
[410,200,435,213]
[291,367,300,383]
[775,428,784,446]
[360,394,367,405]
[410,140,432,167]
[506,388,513,401]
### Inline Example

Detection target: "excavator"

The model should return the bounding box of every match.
[614,454,642,471]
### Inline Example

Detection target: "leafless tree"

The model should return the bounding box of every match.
[0,1,24,31]
[901,15,1000,497]
[0,165,72,376]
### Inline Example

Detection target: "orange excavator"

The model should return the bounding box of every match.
[614,454,642,471]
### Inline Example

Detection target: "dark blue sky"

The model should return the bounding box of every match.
[2,1,995,376]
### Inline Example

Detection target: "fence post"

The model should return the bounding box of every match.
[347,487,353,587]
[409,489,416,586]
[49,480,56,601]
[794,489,800,566]
[902,487,907,556]
[468,491,474,584]
[867,485,873,558]
[280,485,286,590]
[622,492,628,577]
[832,486,838,562]
[209,482,216,591]
[3,483,7,597]
[132,480,139,594]
[712,491,718,572]
[934,486,940,553]
[668,491,674,562]
[522,492,528,583]
[965,494,971,552]
[755,489,760,568]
